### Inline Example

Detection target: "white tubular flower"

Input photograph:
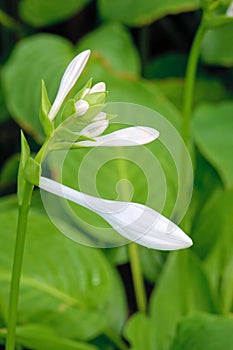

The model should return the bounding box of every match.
[39,177,193,250]
[227,1,233,16]
[77,126,160,147]
[80,120,109,138]
[48,50,91,121]
[74,100,89,116]
[89,82,106,94]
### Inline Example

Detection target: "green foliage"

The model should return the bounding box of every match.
[77,23,141,75]
[201,22,233,66]
[145,53,188,79]
[0,154,19,190]
[0,202,126,341]
[192,189,233,258]
[197,190,233,312]
[77,55,182,129]
[19,0,91,26]
[192,102,233,188]
[124,251,217,350]
[124,312,156,350]
[1,2,233,350]
[98,0,201,26]
[170,313,233,350]
[2,34,75,141]
[154,77,229,110]
[149,251,216,350]
[0,324,98,350]
[139,247,166,283]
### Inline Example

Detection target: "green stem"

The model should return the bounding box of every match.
[182,19,206,147]
[6,181,34,350]
[128,243,147,313]
[0,10,22,32]
[116,154,147,313]
[181,17,207,233]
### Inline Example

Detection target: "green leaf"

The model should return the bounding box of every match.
[170,313,233,350]
[0,154,19,190]
[124,312,157,350]
[19,0,91,26]
[0,205,126,340]
[204,14,233,29]
[103,246,128,266]
[201,22,233,66]
[77,23,141,74]
[192,102,233,189]
[98,0,201,26]
[192,189,233,260]
[154,77,229,111]
[139,247,167,283]
[190,150,222,232]
[149,251,216,350]
[77,54,182,129]
[2,34,75,141]
[145,53,187,79]
[221,254,233,313]
[0,324,98,350]
[0,194,18,212]
[193,190,233,312]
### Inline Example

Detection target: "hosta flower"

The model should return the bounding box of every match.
[48,50,91,120]
[39,176,192,250]
[78,124,159,147]
[39,124,192,250]
[40,49,193,250]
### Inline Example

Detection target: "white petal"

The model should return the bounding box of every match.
[77,126,159,147]
[92,112,107,121]
[80,120,109,138]
[90,82,106,93]
[75,100,89,116]
[39,177,193,250]
[227,2,233,16]
[48,50,91,120]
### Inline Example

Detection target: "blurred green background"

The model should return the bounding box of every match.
[0,0,233,349]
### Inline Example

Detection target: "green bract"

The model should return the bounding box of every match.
[40,80,54,137]
[24,158,41,186]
